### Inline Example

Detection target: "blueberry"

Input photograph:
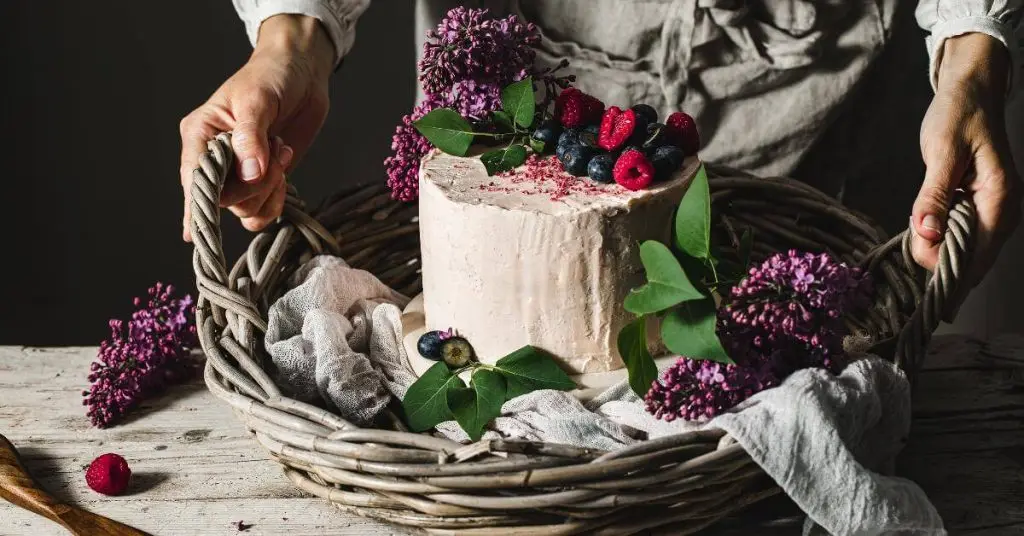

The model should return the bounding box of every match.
[417,331,446,360]
[581,124,600,137]
[557,129,579,149]
[441,337,475,368]
[627,114,651,147]
[650,145,685,181]
[642,123,670,151]
[578,129,601,150]
[559,145,597,176]
[531,120,563,153]
[587,153,615,183]
[631,104,658,124]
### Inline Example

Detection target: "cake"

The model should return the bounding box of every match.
[416,149,701,374]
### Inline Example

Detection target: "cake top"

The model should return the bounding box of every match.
[420,149,700,215]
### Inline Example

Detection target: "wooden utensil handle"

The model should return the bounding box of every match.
[0,433,149,536]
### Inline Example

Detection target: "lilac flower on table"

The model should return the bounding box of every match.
[83,283,199,428]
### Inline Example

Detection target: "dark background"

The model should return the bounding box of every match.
[0,1,416,345]
[0,3,1021,345]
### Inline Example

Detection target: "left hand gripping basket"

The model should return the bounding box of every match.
[190,133,976,534]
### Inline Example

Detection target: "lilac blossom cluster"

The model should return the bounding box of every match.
[385,7,539,202]
[645,250,869,422]
[82,283,199,428]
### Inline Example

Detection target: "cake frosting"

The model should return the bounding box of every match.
[418,150,701,374]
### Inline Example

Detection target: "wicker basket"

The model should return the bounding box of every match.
[189,133,975,534]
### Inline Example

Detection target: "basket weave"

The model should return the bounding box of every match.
[189,133,975,534]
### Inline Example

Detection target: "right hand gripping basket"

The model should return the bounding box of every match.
[189,133,975,534]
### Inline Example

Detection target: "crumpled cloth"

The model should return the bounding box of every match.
[266,255,945,535]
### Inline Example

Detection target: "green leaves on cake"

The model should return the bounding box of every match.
[413,76,541,176]
[618,165,747,397]
[403,332,575,441]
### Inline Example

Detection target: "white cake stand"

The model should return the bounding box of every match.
[401,294,677,401]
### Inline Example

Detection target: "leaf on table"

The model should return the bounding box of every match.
[413,108,475,156]
[493,346,576,399]
[402,362,463,432]
[617,317,659,397]
[624,241,706,315]
[661,296,734,364]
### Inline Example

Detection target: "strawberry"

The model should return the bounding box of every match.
[613,149,656,191]
[85,453,132,496]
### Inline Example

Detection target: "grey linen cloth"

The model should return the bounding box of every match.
[266,255,945,536]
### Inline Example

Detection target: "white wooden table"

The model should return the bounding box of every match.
[1,335,1022,535]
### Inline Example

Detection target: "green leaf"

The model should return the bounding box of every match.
[494,346,576,399]
[413,108,475,156]
[447,369,507,441]
[402,362,463,432]
[617,317,658,397]
[528,137,546,154]
[675,165,713,261]
[661,296,734,364]
[501,77,536,128]
[481,144,528,175]
[624,241,706,315]
[492,110,515,132]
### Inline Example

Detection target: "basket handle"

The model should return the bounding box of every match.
[188,133,342,400]
[889,195,977,375]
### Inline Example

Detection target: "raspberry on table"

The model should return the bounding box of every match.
[85,453,132,496]
[613,149,655,191]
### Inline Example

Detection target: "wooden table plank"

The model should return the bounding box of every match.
[1,336,1022,535]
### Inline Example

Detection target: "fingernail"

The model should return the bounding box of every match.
[241,158,261,181]
[922,214,942,233]
[279,145,294,168]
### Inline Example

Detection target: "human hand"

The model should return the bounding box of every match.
[913,33,1022,286]
[179,14,334,240]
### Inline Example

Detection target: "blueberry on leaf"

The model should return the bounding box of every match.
[587,153,615,183]
[441,337,476,368]
[417,331,447,360]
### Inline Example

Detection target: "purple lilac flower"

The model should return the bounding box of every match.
[646,250,870,422]
[386,8,539,201]
[720,249,869,374]
[83,283,199,428]
[418,7,539,97]
[644,357,777,422]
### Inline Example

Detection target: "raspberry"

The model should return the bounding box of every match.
[665,112,700,155]
[598,106,638,151]
[555,88,604,128]
[613,149,655,191]
[85,453,132,496]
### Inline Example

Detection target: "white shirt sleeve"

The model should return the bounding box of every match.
[232,0,371,66]
[916,0,1021,91]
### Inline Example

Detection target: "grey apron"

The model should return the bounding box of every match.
[416,0,929,233]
